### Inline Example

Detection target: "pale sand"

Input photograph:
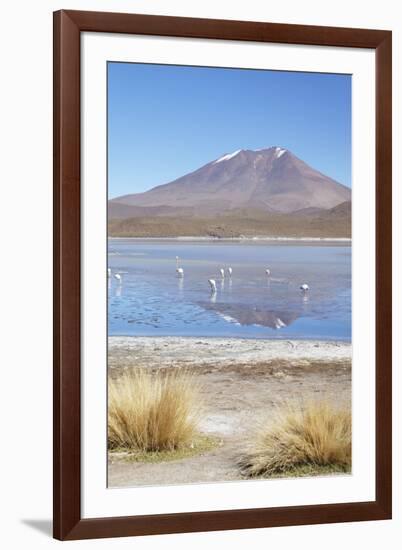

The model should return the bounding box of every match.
[108,336,351,488]
[108,336,351,370]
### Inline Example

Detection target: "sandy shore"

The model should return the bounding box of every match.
[108,336,351,488]
[108,336,351,370]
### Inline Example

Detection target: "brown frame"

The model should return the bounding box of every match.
[53,9,392,541]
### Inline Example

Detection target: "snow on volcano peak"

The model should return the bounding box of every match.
[274,147,286,159]
[213,149,242,164]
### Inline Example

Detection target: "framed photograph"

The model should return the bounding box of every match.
[53,10,392,540]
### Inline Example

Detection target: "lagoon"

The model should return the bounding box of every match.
[108,239,351,341]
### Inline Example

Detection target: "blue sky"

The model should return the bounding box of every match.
[108,62,351,198]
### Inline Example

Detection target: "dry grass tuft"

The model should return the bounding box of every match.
[108,369,201,452]
[239,400,351,477]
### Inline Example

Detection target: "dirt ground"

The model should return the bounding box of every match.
[108,337,351,488]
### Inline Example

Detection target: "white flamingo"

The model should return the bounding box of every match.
[219,268,225,279]
[300,283,310,292]
[227,267,233,277]
[176,267,184,278]
[265,268,271,276]
[208,279,217,293]
[114,273,122,283]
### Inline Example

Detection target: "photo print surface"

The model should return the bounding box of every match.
[107,62,352,488]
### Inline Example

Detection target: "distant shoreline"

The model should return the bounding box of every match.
[108,236,351,244]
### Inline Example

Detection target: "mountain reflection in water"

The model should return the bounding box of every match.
[199,302,300,330]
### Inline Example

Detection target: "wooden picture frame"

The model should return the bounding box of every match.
[53,9,392,540]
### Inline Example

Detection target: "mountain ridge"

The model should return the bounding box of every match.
[108,202,351,239]
[110,146,351,218]
[108,146,351,238]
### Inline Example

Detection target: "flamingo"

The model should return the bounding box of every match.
[300,283,310,292]
[219,268,225,279]
[227,267,233,277]
[176,267,184,278]
[107,268,111,278]
[265,268,271,276]
[208,279,217,293]
[114,273,122,283]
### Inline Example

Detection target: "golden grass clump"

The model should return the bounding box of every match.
[239,400,351,477]
[108,369,201,452]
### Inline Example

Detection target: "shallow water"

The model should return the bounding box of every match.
[108,240,351,341]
